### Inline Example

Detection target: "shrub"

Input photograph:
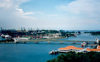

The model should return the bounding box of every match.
[47,52,100,62]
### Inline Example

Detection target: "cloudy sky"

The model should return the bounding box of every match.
[0,0,100,30]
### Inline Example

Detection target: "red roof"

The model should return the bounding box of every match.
[59,46,83,50]
[86,48,100,52]
[86,45,100,52]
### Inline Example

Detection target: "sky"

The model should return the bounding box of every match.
[0,0,100,30]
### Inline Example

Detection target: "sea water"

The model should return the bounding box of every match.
[0,43,81,62]
[0,33,100,62]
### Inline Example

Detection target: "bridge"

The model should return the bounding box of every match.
[14,38,96,44]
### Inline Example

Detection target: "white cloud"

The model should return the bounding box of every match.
[0,0,100,30]
[0,0,38,29]
[16,8,34,16]
[56,0,100,30]
[58,0,100,17]
[48,14,58,17]
[0,0,61,30]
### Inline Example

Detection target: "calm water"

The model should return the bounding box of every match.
[0,37,5,41]
[0,43,81,62]
[0,33,100,62]
[67,33,100,41]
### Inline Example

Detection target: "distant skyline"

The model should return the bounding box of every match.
[0,0,100,30]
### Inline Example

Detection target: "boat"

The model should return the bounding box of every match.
[13,37,29,43]
[49,50,58,55]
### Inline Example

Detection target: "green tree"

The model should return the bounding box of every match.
[47,52,100,62]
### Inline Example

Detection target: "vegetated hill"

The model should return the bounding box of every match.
[47,52,100,62]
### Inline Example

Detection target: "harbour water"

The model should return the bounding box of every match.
[0,37,6,41]
[0,43,81,62]
[0,33,100,62]
[67,33,100,41]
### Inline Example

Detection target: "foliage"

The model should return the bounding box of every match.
[47,52,100,62]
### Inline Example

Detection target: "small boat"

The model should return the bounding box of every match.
[49,50,58,55]
[13,37,29,43]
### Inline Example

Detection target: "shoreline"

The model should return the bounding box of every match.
[0,38,96,44]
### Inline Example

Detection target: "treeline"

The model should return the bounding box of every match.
[85,31,100,35]
[47,52,100,62]
[91,32,100,35]
[0,29,80,37]
[0,30,59,36]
